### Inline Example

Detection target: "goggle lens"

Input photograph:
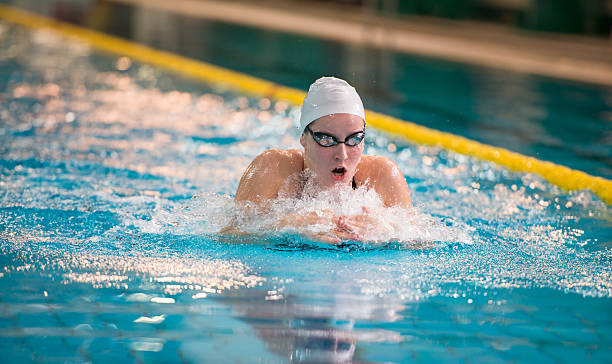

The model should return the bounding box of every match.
[308,126,365,148]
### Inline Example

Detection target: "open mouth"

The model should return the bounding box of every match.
[332,167,346,179]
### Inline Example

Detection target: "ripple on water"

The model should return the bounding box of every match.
[0,24,610,307]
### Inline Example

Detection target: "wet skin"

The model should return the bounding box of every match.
[233,113,412,242]
[300,114,365,189]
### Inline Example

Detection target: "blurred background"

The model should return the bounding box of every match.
[7,0,612,35]
[2,0,612,178]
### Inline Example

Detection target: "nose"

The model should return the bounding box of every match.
[334,143,348,161]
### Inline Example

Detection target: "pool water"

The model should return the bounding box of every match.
[1,23,611,362]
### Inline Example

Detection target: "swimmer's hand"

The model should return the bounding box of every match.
[281,207,394,245]
[218,224,246,236]
[224,205,396,245]
[276,209,353,244]
[334,207,394,243]
[308,226,361,245]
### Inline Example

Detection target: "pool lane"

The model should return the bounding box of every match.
[0,1,611,205]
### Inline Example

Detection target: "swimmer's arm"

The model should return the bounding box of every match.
[277,210,362,244]
[218,224,246,236]
[235,150,288,207]
[219,151,283,235]
[220,208,357,244]
[222,150,301,235]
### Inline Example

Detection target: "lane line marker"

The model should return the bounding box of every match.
[1,4,610,205]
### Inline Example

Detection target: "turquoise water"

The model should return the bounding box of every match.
[1,22,611,363]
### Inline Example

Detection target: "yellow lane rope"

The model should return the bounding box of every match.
[1,4,611,205]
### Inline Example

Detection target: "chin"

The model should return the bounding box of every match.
[330,175,353,188]
[314,170,353,189]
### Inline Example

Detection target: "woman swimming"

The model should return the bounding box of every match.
[231,76,412,243]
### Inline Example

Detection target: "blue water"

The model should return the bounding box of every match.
[1,22,611,363]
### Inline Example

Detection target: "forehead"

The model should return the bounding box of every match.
[309,113,364,134]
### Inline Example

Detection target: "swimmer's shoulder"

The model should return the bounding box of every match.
[251,149,303,177]
[237,149,303,203]
[356,155,402,180]
[356,155,412,207]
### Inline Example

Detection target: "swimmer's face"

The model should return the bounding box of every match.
[300,113,365,189]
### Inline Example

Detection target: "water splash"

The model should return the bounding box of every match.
[0,24,610,305]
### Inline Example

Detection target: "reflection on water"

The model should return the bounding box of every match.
[1,22,611,363]
[230,290,403,363]
[473,70,551,155]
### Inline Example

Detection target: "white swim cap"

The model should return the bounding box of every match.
[298,76,365,135]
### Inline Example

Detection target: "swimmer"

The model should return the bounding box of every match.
[229,76,412,243]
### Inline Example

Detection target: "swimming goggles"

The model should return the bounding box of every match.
[306,125,365,147]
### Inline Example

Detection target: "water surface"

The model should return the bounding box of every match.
[0,23,611,363]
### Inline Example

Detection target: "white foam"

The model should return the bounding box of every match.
[227,180,470,246]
